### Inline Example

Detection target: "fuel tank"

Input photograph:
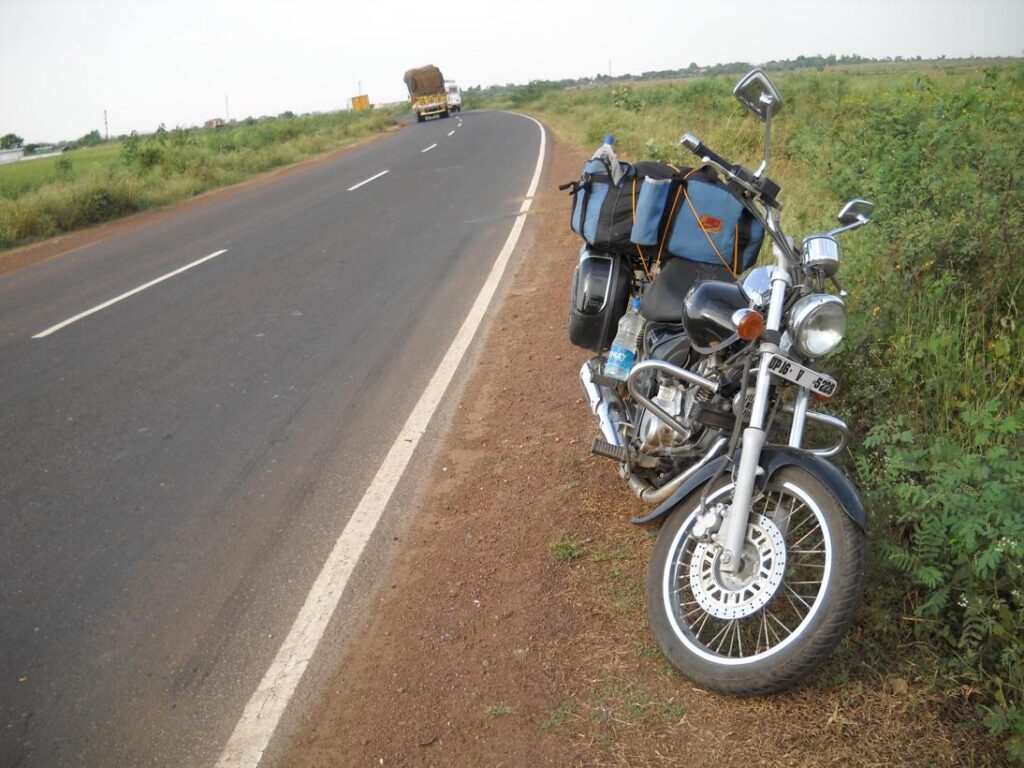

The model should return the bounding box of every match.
[681,280,751,351]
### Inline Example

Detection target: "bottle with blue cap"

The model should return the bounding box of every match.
[592,133,625,185]
[604,297,644,381]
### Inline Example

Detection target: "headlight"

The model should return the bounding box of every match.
[789,294,847,358]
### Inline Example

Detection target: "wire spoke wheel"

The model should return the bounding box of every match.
[680,496,825,658]
[646,466,866,695]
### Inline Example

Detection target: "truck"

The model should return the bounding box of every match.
[444,80,462,113]
[403,65,449,122]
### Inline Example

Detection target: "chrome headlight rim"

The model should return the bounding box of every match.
[789,294,847,358]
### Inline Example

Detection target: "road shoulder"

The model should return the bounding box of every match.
[280,133,1003,768]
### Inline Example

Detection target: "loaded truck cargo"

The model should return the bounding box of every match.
[404,65,449,122]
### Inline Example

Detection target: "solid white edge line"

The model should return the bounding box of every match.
[215,111,546,768]
[421,143,437,153]
[31,249,228,339]
[346,169,389,191]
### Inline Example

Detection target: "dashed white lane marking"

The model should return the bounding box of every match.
[421,143,438,153]
[31,249,228,339]
[215,112,547,768]
[447,130,455,137]
[346,170,389,191]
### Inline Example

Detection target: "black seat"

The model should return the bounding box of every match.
[640,258,736,323]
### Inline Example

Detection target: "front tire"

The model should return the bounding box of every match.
[646,466,865,695]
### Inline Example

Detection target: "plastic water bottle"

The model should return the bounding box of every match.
[592,134,625,185]
[605,298,644,381]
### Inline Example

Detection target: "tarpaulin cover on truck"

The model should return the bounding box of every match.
[403,66,445,97]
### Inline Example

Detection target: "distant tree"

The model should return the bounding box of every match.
[1,133,24,149]
[77,130,102,147]
[278,110,295,119]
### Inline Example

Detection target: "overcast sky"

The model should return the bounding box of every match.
[3,0,1022,143]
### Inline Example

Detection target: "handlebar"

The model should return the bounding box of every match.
[681,133,729,170]
[681,132,781,209]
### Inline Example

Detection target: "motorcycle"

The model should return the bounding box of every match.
[570,69,874,694]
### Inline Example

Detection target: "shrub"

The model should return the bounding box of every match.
[862,404,1024,762]
[809,66,1024,762]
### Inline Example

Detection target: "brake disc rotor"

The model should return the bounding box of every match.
[689,513,787,620]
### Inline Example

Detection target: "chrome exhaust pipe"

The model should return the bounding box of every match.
[580,359,624,447]
[637,437,727,504]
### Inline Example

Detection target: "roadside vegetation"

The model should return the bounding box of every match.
[0,107,401,251]
[483,62,1023,761]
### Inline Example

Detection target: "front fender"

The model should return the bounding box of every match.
[630,445,868,531]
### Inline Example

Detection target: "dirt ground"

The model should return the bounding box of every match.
[281,137,1006,767]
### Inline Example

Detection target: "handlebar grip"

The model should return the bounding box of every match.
[680,132,731,169]
[680,132,702,154]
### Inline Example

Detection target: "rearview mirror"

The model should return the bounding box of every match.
[837,199,875,226]
[734,69,783,123]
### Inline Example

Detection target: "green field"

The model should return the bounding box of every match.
[0,107,401,251]
[0,144,123,199]
[485,62,1024,761]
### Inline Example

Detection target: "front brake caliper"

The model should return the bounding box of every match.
[691,503,725,543]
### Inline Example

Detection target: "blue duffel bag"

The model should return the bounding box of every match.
[566,157,638,255]
[631,166,765,275]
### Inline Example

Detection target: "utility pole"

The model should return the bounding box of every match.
[225,94,229,122]
[358,80,362,96]
[104,110,109,140]
[608,59,612,77]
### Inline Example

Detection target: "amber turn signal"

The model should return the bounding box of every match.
[733,309,766,341]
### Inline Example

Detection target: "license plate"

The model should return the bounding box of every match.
[766,354,838,398]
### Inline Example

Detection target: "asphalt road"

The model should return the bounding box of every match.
[0,110,544,767]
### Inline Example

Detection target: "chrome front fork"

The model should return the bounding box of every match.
[719,261,792,574]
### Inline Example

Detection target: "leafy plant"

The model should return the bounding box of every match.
[550,533,585,562]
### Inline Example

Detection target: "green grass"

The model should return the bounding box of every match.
[484,703,512,718]
[0,107,402,251]
[542,699,580,731]
[0,144,122,199]
[549,533,586,562]
[483,61,1024,762]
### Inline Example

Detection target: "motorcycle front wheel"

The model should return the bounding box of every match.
[646,466,866,695]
